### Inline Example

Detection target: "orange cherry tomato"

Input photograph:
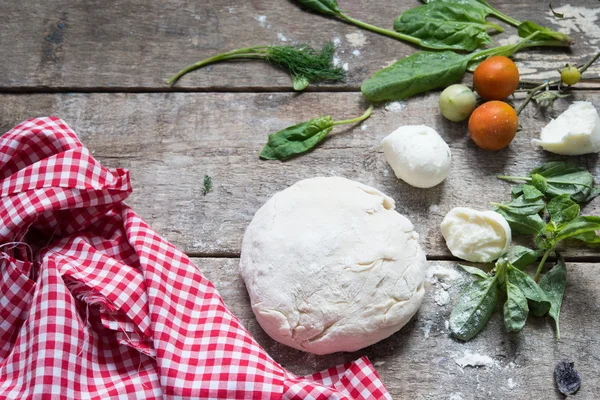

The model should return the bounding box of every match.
[473,56,520,100]
[468,101,518,150]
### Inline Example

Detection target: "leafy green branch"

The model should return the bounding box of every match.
[450,162,600,341]
[166,42,344,90]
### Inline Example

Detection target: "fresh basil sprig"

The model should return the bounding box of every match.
[498,161,600,204]
[450,162,599,341]
[260,106,372,161]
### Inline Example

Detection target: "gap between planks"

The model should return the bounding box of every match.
[1,83,599,95]
[188,252,600,263]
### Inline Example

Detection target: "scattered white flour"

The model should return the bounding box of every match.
[267,95,273,100]
[342,63,349,71]
[422,320,434,339]
[545,5,600,45]
[497,34,520,46]
[333,37,342,47]
[455,352,498,368]
[277,32,288,42]
[382,169,390,177]
[346,31,367,47]
[434,289,450,306]
[352,49,361,57]
[449,394,465,400]
[255,15,268,28]
[427,264,463,283]
[507,378,516,389]
[192,14,200,20]
[360,124,368,131]
[374,361,386,367]
[384,101,406,113]
[227,6,234,13]
[333,57,341,66]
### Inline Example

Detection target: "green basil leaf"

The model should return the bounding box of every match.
[361,51,468,101]
[507,264,551,316]
[504,281,529,332]
[531,162,597,204]
[493,195,545,216]
[511,185,524,199]
[293,0,341,16]
[570,231,600,245]
[555,216,600,243]
[393,1,500,52]
[531,173,549,193]
[450,276,498,341]
[518,20,573,46]
[459,264,489,279]
[547,194,580,226]
[522,184,544,200]
[504,246,543,269]
[495,208,546,236]
[260,116,334,160]
[293,75,310,91]
[534,256,567,338]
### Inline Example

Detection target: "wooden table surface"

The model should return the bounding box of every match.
[2,1,600,398]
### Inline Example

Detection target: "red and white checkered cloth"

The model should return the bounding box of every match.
[0,117,392,399]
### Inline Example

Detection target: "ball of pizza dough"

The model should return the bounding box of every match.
[240,177,426,354]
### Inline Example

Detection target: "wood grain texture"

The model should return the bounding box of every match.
[1,91,599,259]
[193,258,600,399]
[1,0,599,90]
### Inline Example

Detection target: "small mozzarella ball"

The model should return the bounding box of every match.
[382,125,451,188]
[441,207,512,262]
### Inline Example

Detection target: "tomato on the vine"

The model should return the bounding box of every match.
[473,56,520,100]
[561,65,581,86]
[468,101,518,150]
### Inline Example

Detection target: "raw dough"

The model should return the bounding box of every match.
[441,207,511,263]
[382,125,451,188]
[240,177,426,354]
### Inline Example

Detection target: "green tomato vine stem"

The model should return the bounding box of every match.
[515,51,600,116]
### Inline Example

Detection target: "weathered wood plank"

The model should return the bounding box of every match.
[1,0,599,90]
[193,258,600,399]
[1,92,600,259]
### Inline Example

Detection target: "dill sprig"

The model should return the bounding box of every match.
[166,42,344,90]
[202,175,212,196]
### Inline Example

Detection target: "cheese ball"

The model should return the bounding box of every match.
[382,125,451,188]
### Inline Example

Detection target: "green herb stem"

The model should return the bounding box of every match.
[167,47,269,84]
[515,51,600,114]
[488,9,521,28]
[332,105,373,126]
[339,14,425,48]
[497,175,532,182]
[485,22,504,33]
[535,248,553,281]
